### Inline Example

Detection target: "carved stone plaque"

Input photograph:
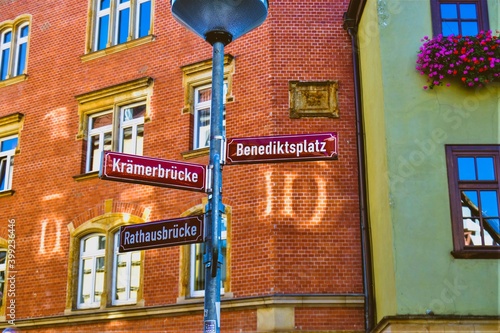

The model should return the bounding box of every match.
[289,81,339,119]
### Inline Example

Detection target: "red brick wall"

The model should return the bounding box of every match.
[0,0,363,331]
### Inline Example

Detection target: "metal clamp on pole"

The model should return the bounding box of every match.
[211,153,221,278]
[206,164,213,194]
[214,135,226,165]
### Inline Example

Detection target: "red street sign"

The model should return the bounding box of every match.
[119,215,204,252]
[100,151,207,192]
[225,132,338,165]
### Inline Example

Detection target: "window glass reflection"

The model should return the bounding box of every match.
[460,4,477,19]
[441,4,457,18]
[461,22,478,36]
[458,157,476,180]
[480,191,499,217]
[477,157,495,180]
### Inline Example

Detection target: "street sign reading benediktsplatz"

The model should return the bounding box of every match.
[100,151,207,193]
[225,132,338,165]
[119,215,204,252]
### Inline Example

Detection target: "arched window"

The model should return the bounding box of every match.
[0,15,30,84]
[67,200,148,311]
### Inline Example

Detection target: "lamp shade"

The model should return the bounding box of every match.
[171,0,268,42]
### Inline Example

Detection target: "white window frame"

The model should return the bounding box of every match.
[93,0,152,52]
[14,23,29,76]
[85,102,145,172]
[111,232,141,305]
[0,29,12,80]
[136,0,152,38]
[77,234,106,309]
[115,0,131,45]
[86,111,113,172]
[95,0,111,51]
[0,249,6,307]
[0,135,18,192]
[193,83,227,150]
[189,215,227,297]
[118,102,145,155]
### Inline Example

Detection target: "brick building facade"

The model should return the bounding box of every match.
[0,1,365,332]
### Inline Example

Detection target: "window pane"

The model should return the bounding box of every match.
[130,252,141,300]
[2,31,11,43]
[16,42,27,76]
[115,253,128,300]
[1,49,10,81]
[120,105,144,155]
[461,22,478,36]
[80,258,94,304]
[20,25,29,38]
[0,157,7,190]
[122,105,145,122]
[0,250,5,307]
[458,157,476,180]
[97,15,109,50]
[462,190,479,215]
[99,0,110,10]
[121,127,133,153]
[118,8,130,44]
[443,22,458,36]
[1,137,18,151]
[198,87,212,103]
[193,242,205,291]
[91,113,113,129]
[484,219,500,240]
[477,157,495,180]
[440,4,457,19]
[138,1,152,37]
[480,191,499,217]
[89,135,101,171]
[463,217,480,245]
[89,132,111,171]
[136,124,144,155]
[84,235,106,252]
[460,4,477,19]
[94,256,105,302]
[196,108,211,149]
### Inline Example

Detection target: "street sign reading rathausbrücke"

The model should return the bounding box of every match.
[225,132,338,165]
[119,215,204,252]
[100,151,207,192]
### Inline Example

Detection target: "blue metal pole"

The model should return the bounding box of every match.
[204,39,225,333]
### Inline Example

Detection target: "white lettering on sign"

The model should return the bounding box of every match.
[111,158,199,183]
[235,140,327,157]
[122,223,198,245]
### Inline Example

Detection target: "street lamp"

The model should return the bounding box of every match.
[170,1,268,332]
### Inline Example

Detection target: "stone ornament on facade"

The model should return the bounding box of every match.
[289,81,339,119]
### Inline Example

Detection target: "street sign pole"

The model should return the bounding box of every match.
[204,37,225,333]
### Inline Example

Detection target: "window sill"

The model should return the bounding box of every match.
[451,248,500,259]
[177,292,234,304]
[0,74,28,88]
[81,35,155,62]
[73,171,99,182]
[181,147,209,160]
[0,190,15,198]
[64,300,145,316]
